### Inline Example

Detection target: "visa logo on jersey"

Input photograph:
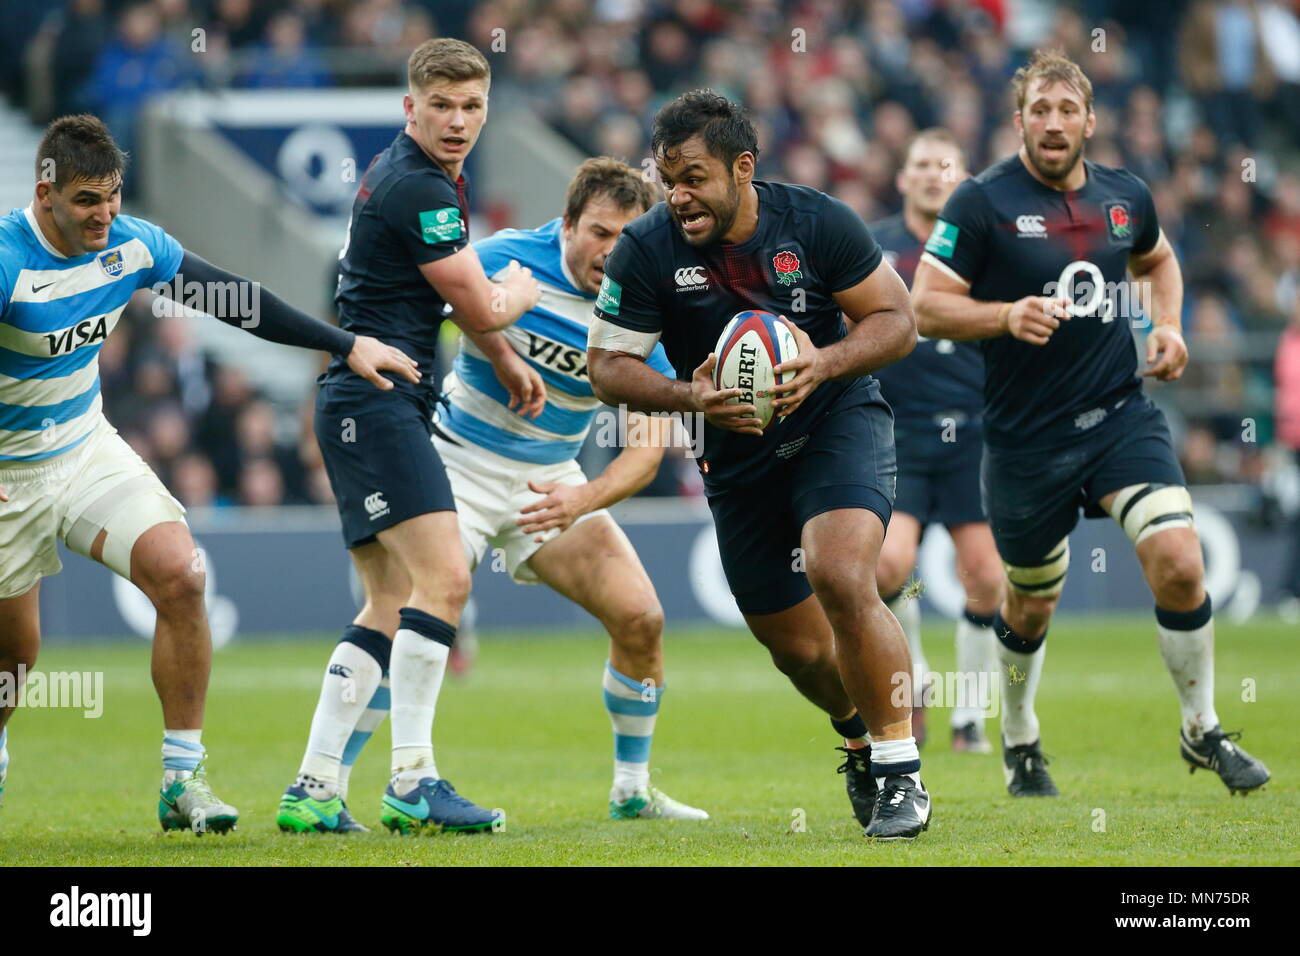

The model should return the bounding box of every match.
[524,332,587,378]
[44,315,108,355]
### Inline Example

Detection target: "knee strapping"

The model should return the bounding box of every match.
[1003,537,1070,597]
[1104,483,1195,545]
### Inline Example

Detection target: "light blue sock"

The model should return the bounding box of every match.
[338,678,390,801]
[603,662,661,794]
[162,730,204,778]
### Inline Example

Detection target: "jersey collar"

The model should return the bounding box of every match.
[24,204,71,259]
[556,227,585,296]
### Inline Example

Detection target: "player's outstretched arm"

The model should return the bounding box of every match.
[1128,231,1188,380]
[913,259,1070,345]
[423,247,540,334]
[157,252,419,390]
[516,413,668,539]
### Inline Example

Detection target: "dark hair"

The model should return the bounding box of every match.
[651,89,759,171]
[36,114,127,190]
[564,157,657,225]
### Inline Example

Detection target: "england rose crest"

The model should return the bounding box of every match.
[773,250,802,286]
[1107,203,1130,239]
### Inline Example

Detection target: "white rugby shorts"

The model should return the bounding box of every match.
[0,415,186,598]
[433,430,607,584]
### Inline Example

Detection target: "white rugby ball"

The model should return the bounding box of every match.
[712,310,799,428]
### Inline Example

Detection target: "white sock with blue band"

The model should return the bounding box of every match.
[603,662,660,795]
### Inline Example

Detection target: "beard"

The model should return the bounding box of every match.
[1024,132,1085,183]
[676,178,741,246]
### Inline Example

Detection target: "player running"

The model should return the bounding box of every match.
[588,91,931,840]
[869,129,1002,753]
[0,114,418,830]
[912,50,1270,797]
[284,158,709,830]
[280,38,542,835]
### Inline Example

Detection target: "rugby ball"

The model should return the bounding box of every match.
[712,310,799,428]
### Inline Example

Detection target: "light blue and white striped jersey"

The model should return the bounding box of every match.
[0,206,182,461]
[439,218,674,464]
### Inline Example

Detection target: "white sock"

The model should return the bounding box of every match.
[390,624,450,790]
[868,735,921,785]
[338,677,390,802]
[952,614,995,727]
[1156,601,1219,742]
[887,590,926,705]
[993,616,1046,747]
[603,662,659,794]
[299,641,383,789]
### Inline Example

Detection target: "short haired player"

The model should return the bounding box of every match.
[869,129,1003,754]
[911,50,1269,796]
[285,39,543,835]
[588,90,932,840]
[282,158,708,829]
[0,114,418,830]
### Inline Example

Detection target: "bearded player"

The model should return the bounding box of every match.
[588,90,930,840]
[912,50,1269,797]
[286,158,707,828]
[870,129,1001,753]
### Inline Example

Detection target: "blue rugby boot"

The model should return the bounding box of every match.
[380,777,497,835]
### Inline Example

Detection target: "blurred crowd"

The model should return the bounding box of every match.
[1,0,1299,511]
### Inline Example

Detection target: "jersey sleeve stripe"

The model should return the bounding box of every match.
[919,251,970,286]
[587,316,660,357]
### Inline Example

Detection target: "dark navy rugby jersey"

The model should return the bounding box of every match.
[592,180,883,489]
[869,212,983,434]
[923,155,1160,449]
[322,131,470,393]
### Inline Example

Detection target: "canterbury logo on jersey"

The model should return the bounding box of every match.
[364,492,389,518]
[1016,215,1047,237]
[674,266,708,291]
[525,332,587,378]
[44,315,109,355]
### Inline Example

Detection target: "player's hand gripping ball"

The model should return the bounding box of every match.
[711,310,800,429]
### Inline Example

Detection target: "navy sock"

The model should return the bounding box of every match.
[963,608,996,629]
[1154,595,1213,631]
[397,607,456,647]
[830,712,869,741]
[992,611,1046,654]
[340,624,391,675]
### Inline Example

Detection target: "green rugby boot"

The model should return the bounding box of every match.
[278,775,368,833]
[158,765,239,835]
[610,784,709,820]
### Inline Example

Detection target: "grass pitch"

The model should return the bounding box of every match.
[2,615,1296,866]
